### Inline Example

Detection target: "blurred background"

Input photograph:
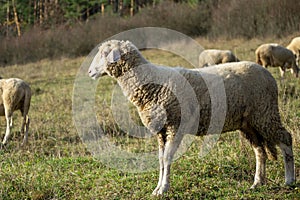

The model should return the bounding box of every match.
[0,0,299,66]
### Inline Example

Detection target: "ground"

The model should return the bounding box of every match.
[0,37,299,199]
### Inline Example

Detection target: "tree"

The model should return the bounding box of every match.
[12,0,21,36]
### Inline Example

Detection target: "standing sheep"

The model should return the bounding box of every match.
[255,43,299,78]
[0,78,31,146]
[88,40,295,196]
[287,37,300,65]
[199,49,239,67]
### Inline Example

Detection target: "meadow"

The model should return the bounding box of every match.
[0,36,299,199]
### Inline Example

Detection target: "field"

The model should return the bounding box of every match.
[0,37,300,199]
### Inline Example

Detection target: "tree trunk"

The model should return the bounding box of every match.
[119,0,123,14]
[28,0,32,25]
[12,0,21,37]
[113,0,118,13]
[101,3,105,16]
[39,0,43,24]
[6,0,10,37]
[33,0,37,25]
[44,0,48,22]
[130,0,134,16]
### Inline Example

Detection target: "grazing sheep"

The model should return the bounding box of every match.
[287,37,300,65]
[255,43,299,78]
[88,40,295,196]
[198,49,239,67]
[0,78,31,146]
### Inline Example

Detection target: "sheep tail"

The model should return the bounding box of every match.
[264,142,278,161]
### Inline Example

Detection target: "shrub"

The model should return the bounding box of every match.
[0,2,211,66]
[211,0,300,38]
[1,0,300,66]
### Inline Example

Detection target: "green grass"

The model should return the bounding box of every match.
[0,37,300,199]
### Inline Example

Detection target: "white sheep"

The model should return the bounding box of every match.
[88,40,295,196]
[199,49,239,67]
[255,43,299,78]
[287,37,300,65]
[0,78,31,146]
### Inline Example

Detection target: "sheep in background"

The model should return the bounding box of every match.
[0,78,31,146]
[287,37,300,65]
[255,43,299,78]
[88,40,295,196]
[199,49,239,67]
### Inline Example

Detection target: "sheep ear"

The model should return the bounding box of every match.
[107,49,121,63]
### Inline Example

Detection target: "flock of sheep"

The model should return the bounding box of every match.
[199,38,300,78]
[89,38,299,196]
[1,36,299,196]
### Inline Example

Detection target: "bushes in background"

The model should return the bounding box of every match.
[211,0,300,38]
[0,0,300,66]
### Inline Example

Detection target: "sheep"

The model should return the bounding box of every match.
[255,43,299,78]
[88,40,295,196]
[198,49,239,67]
[0,78,31,146]
[287,37,300,65]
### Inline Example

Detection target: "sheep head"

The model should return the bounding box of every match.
[88,40,140,79]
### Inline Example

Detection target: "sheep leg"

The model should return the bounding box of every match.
[2,115,12,145]
[25,116,30,144]
[153,132,184,196]
[21,116,25,134]
[278,130,295,186]
[21,116,30,146]
[251,145,267,188]
[152,133,165,195]
[9,117,13,127]
[260,55,269,68]
[279,67,285,79]
[279,143,295,185]
[255,53,262,66]
[240,127,267,188]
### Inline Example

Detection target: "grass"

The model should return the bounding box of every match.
[0,37,300,199]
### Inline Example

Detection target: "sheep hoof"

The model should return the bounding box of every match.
[21,140,28,147]
[152,184,169,196]
[250,185,257,190]
[152,190,165,196]
[152,185,169,196]
[285,179,296,187]
[151,191,160,196]
[250,182,264,189]
[152,186,161,196]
